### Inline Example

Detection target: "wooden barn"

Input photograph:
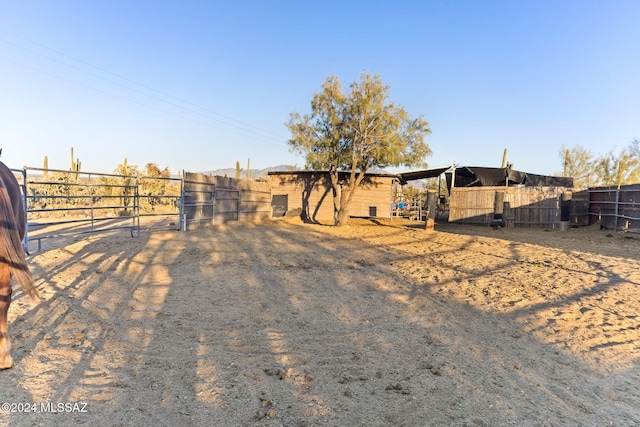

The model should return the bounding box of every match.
[399,166,579,228]
[268,171,397,222]
[445,167,575,228]
[268,166,582,228]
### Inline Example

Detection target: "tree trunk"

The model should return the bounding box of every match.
[334,180,356,226]
[330,169,366,227]
[334,185,351,226]
[331,181,341,225]
[336,206,350,226]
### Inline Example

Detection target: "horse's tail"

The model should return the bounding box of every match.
[0,185,40,301]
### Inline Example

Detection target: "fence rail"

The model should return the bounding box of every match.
[589,184,640,233]
[10,166,274,251]
[19,166,182,252]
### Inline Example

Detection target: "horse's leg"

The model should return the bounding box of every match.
[0,262,13,369]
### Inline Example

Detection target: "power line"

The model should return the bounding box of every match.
[0,55,290,147]
[0,28,289,146]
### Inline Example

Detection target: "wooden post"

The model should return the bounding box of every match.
[560,192,572,232]
[490,191,506,229]
[424,190,437,230]
[504,201,514,228]
[494,191,505,216]
[451,163,456,189]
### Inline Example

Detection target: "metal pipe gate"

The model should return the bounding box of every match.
[17,166,182,252]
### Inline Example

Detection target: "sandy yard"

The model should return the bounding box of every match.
[1,216,640,426]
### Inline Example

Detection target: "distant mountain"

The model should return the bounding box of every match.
[197,165,298,179]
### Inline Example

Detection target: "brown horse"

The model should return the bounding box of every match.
[0,161,40,369]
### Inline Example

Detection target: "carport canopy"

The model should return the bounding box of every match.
[397,167,450,185]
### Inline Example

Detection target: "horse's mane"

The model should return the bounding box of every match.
[0,162,40,301]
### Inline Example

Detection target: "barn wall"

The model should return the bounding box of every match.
[269,172,333,221]
[349,176,394,219]
[449,186,575,228]
[269,173,393,222]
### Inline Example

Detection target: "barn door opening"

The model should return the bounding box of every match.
[272,194,288,217]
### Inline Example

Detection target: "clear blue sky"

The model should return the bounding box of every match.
[1,1,638,176]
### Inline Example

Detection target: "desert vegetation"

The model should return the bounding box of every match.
[27,153,180,219]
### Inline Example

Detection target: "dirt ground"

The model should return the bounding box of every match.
[2,216,640,426]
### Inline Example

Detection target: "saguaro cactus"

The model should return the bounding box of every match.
[44,155,49,178]
[235,161,243,180]
[70,147,81,179]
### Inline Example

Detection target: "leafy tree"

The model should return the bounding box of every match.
[28,171,78,213]
[594,150,618,187]
[286,73,432,226]
[557,144,594,188]
[113,158,139,212]
[594,140,640,187]
[627,139,640,184]
[140,163,172,213]
[558,141,640,187]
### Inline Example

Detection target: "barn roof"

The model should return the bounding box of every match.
[450,167,573,188]
[267,170,399,179]
[268,167,574,188]
[396,167,450,184]
[398,166,573,188]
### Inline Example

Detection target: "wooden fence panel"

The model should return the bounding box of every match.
[449,186,571,228]
[183,172,216,230]
[449,187,496,224]
[512,187,561,227]
[184,172,272,229]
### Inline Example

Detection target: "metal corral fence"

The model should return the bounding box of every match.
[20,166,182,252]
[589,184,640,233]
[12,167,274,251]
